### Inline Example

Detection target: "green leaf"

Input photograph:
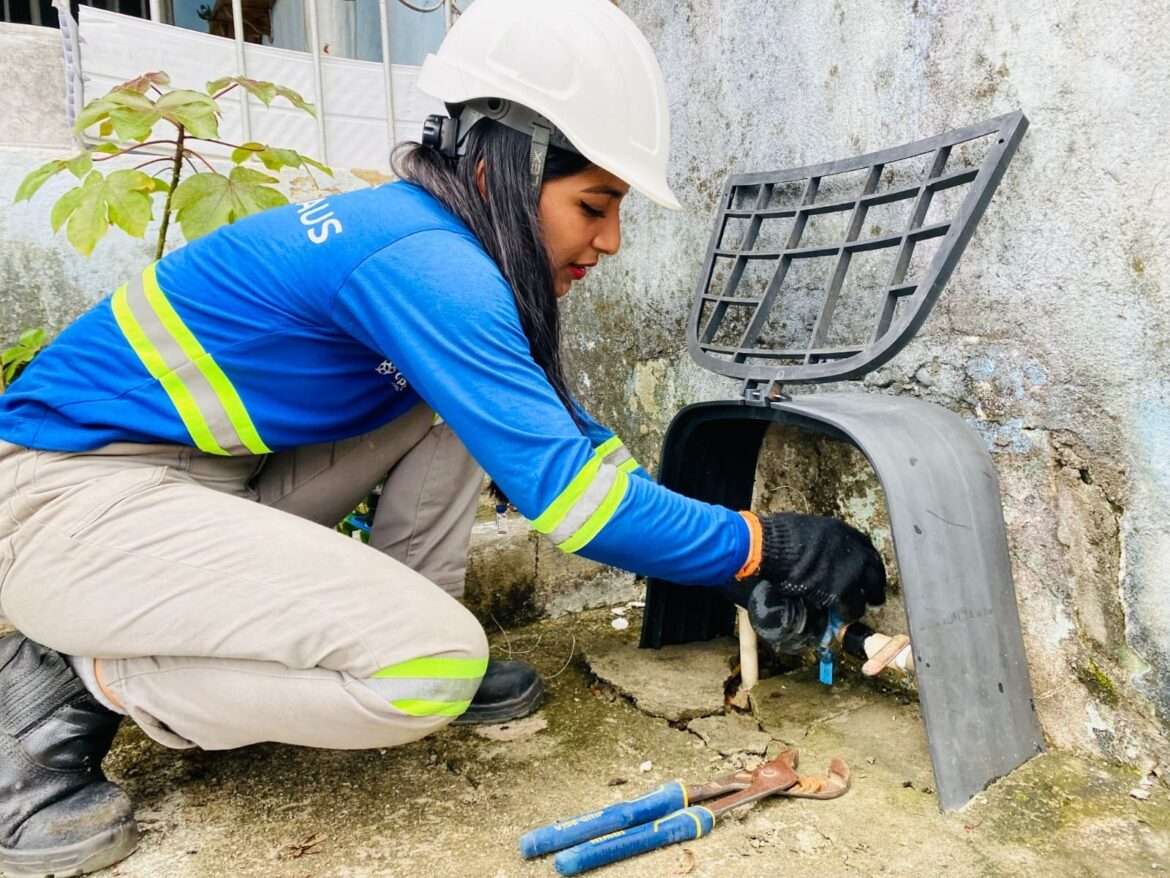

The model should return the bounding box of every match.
[156,89,220,139]
[237,78,277,106]
[74,94,118,134]
[14,159,68,202]
[93,143,120,155]
[171,168,288,241]
[66,172,111,257]
[49,169,161,255]
[109,107,162,141]
[50,186,84,233]
[206,76,235,95]
[99,119,115,138]
[106,89,158,112]
[18,328,46,348]
[206,76,277,106]
[231,141,266,164]
[117,71,171,94]
[66,152,92,179]
[229,166,278,185]
[253,147,333,177]
[104,169,156,238]
[171,173,234,241]
[87,89,160,141]
[146,176,171,194]
[0,327,47,385]
[274,84,316,117]
[297,153,333,176]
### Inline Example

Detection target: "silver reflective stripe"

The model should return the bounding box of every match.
[602,444,633,468]
[123,275,254,456]
[363,675,481,704]
[547,462,619,546]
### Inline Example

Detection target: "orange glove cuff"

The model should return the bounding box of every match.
[735,511,763,581]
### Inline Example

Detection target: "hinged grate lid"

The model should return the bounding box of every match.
[686,112,1028,394]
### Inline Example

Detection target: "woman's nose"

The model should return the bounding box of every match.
[593,213,622,256]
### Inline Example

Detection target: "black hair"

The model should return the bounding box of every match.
[392,119,593,427]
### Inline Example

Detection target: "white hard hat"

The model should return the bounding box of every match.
[417,0,681,210]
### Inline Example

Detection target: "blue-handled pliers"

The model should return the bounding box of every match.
[519,749,851,875]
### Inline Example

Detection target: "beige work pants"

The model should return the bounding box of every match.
[0,403,488,751]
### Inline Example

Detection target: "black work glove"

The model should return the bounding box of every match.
[744,584,828,654]
[726,513,886,620]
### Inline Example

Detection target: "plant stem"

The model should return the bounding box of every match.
[182,148,218,174]
[156,124,185,261]
[93,139,179,161]
[133,156,174,171]
[190,137,261,151]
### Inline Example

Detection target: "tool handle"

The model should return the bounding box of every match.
[553,807,715,876]
[519,781,687,859]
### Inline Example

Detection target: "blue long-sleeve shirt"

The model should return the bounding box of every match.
[0,181,748,585]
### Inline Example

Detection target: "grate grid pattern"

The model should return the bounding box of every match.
[686,112,1028,391]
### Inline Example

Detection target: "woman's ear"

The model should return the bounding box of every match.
[475,159,487,200]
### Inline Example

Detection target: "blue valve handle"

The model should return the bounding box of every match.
[519,781,687,859]
[818,610,847,686]
[553,807,716,876]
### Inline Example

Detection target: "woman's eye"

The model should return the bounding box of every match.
[580,202,606,218]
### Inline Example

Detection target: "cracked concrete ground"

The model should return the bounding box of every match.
[31,609,1170,877]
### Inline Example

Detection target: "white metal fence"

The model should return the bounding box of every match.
[34,0,466,169]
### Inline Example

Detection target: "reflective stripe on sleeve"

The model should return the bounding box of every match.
[531,436,633,554]
[112,264,271,456]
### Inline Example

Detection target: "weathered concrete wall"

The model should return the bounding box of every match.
[561,0,1170,761]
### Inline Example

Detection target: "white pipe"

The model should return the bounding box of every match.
[737,607,759,690]
[149,0,163,22]
[861,632,915,674]
[230,0,252,141]
[305,0,329,163]
[377,0,398,153]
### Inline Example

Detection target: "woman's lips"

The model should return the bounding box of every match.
[569,265,588,281]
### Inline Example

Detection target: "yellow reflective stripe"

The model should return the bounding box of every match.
[372,656,489,679]
[618,457,639,474]
[141,266,271,455]
[595,435,623,458]
[558,469,629,554]
[680,781,689,808]
[391,698,471,717]
[532,435,629,535]
[532,453,604,533]
[111,284,227,455]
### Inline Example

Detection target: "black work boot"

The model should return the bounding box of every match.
[452,659,545,725]
[0,634,138,878]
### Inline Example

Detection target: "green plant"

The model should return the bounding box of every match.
[14,71,332,260]
[0,328,47,392]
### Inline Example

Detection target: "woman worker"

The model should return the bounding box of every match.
[0,0,886,874]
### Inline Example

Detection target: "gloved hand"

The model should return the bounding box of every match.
[743,584,827,654]
[727,512,887,620]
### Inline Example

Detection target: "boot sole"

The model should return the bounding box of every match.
[451,674,546,725]
[0,819,138,878]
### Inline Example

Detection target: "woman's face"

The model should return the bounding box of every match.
[538,165,629,298]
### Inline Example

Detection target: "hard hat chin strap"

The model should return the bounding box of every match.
[421,98,580,196]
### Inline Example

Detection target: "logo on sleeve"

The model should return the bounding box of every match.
[298,198,343,244]
[376,360,408,391]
